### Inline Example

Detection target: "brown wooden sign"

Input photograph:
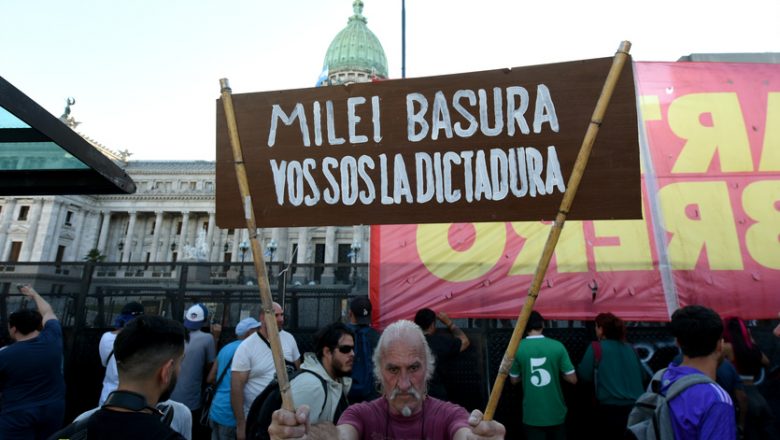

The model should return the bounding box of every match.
[216,57,640,228]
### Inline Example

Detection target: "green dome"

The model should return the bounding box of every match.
[323,1,388,81]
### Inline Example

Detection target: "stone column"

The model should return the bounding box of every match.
[165,215,178,260]
[45,201,67,261]
[97,211,111,253]
[271,227,289,263]
[149,211,164,262]
[352,225,366,263]
[293,227,311,283]
[321,226,337,283]
[179,211,190,247]
[68,209,88,260]
[122,211,137,262]
[205,211,216,261]
[0,198,17,257]
[231,230,241,262]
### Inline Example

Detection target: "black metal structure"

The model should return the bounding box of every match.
[0,75,136,195]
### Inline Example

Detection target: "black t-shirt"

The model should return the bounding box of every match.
[86,409,185,439]
[425,331,462,400]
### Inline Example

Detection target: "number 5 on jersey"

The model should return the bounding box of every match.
[530,357,551,387]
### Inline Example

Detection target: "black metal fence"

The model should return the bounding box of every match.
[1,261,779,437]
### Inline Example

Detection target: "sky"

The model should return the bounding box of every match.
[2,0,778,161]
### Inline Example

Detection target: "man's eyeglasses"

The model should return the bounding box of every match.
[336,345,354,354]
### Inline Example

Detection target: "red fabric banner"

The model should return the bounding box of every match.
[370,61,780,326]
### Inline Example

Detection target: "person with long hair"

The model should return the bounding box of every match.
[577,312,645,439]
[723,317,776,439]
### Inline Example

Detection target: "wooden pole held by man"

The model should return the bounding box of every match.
[483,41,633,420]
[219,78,295,411]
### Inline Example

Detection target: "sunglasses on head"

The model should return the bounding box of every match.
[336,345,354,354]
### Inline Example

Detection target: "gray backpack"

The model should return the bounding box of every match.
[626,368,715,440]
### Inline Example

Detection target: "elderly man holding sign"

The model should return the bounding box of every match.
[267,320,505,440]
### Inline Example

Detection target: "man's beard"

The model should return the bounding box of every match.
[158,373,178,403]
[331,358,351,379]
[388,385,424,417]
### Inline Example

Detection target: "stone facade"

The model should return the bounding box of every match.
[0,159,368,284]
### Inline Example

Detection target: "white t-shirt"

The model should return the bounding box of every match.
[231,330,300,416]
[98,331,119,406]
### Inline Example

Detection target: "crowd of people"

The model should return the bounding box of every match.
[0,285,777,439]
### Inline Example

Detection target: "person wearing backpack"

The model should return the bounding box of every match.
[290,322,353,424]
[628,305,736,440]
[50,315,189,440]
[206,317,262,440]
[577,312,644,439]
[231,303,301,440]
[346,296,380,403]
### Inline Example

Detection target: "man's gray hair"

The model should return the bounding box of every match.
[372,320,435,391]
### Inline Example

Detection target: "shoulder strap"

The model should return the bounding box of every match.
[591,341,602,366]
[664,372,714,401]
[103,390,164,417]
[258,332,295,369]
[215,356,234,387]
[298,369,329,415]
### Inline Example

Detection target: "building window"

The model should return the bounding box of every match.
[18,206,29,221]
[150,220,156,235]
[9,241,22,262]
[205,181,214,192]
[176,221,183,235]
[64,210,74,226]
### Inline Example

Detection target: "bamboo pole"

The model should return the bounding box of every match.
[219,78,294,412]
[483,41,632,420]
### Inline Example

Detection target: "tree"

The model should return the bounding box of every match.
[83,248,105,263]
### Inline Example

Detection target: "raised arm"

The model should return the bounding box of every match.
[19,284,56,323]
[437,312,470,352]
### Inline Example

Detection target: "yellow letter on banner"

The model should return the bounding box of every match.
[743,180,780,269]
[508,222,587,275]
[593,220,654,271]
[669,93,754,173]
[759,92,780,171]
[417,223,505,282]
[508,222,548,275]
[660,181,743,270]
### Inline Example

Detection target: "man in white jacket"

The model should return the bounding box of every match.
[290,322,354,423]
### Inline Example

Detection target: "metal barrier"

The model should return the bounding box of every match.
[1,261,779,436]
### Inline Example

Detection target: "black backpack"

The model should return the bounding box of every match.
[47,391,175,440]
[245,369,348,440]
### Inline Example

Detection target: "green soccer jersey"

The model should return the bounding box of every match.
[509,334,575,427]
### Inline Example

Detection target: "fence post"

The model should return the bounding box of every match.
[173,263,188,321]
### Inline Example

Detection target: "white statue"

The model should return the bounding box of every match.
[181,230,209,261]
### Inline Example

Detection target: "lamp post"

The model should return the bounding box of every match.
[350,240,361,286]
[266,239,277,262]
[238,240,249,284]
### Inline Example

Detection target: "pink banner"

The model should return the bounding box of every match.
[370,62,780,326]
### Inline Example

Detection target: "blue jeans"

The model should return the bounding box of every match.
[210,418,237,440]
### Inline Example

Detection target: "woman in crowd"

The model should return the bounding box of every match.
[577,312,645,439]
[723,317,775,439]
